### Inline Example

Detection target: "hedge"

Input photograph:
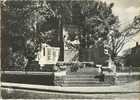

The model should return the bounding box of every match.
[1,71,54,86]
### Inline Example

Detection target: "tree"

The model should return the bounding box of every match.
[62,1,119,62]
[64,2,140,72]
[105,14,140,61]
[4,0,136,70]
[102,14,140,73]
[4,1,58,68]
[4,0,74,68]
[65,1,118,48]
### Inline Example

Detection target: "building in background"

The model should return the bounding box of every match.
[36,43,60,66]
[124,42,140,67]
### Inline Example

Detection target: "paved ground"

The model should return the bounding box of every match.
[1,88,140,99]
[1,81,140,99]
[2,81,140,93]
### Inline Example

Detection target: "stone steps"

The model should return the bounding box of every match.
[65,75,97,78]
[63,80,100,84]
[64,77,99,81]
[55,74,111,87]
[62,82,111,87]
[55,67,112,87]
[68,72,98,75]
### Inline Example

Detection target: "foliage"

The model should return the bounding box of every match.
[5,1,59,67]
[105,14,140,60]
[4,0,140,69]
[5,1,118,66]
[64,1,118,49]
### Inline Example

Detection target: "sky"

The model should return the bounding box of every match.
[100,0,140,26]
[100,0,140,55]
